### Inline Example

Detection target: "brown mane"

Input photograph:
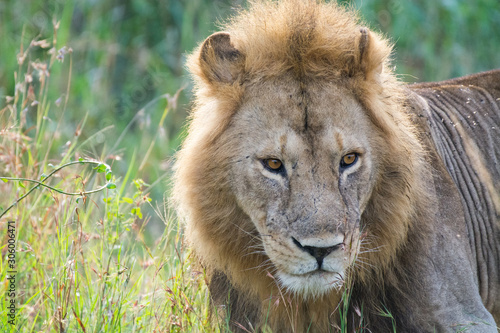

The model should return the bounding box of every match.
[175,0,434,330]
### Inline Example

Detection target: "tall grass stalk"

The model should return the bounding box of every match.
[0,19,214,333]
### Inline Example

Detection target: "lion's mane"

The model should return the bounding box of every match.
[174,0,430,330]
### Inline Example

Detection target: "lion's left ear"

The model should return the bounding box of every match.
[351,28,387,83]
[197,32,245,85]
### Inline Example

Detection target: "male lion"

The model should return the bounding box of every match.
[173,1,500,331]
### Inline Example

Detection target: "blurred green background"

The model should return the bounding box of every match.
[1,0,499,234]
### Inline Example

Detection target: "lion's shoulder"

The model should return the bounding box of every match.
[408,70,500,313]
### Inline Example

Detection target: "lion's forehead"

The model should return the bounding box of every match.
[236,79,373,157]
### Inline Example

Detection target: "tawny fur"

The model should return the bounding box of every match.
[174,0,500,331]
[176,0,425,330]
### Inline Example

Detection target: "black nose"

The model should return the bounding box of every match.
[292,237,341,267]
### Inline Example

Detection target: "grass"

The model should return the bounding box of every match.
[0,20,217,333]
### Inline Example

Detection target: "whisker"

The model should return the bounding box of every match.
[358,244,385,254]
[243,250,266,258]
[244,258,274,273]
[353,259,377,273]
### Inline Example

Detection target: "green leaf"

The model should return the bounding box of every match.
[131,207,143,219]
[1,178,8,183]
[121,197,133,204]
[133,178,149,190]
[106,183,116,189]
[94,163,107,173]
[40,173,48,181]
[106,171,112,181]
[18,181,26,189]
[78,157,85,163]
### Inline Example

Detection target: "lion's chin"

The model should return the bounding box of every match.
[277,270,344,299]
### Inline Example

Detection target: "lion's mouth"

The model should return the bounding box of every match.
[288,268,331,276]
[262,235,352,295]
[276,269,344,296]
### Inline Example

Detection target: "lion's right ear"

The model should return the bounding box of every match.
[350,27,388,84]
[197,32,244,85]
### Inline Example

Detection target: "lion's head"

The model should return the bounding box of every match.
[174,0,427,328]
[217,77,384,297]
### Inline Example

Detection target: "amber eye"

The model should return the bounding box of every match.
[263,159,283,172]
[340,153,358,168]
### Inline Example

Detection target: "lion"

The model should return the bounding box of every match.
[173,0,500,331]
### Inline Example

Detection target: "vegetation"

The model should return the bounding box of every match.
[0,1,498,332]
[0,23,213,332]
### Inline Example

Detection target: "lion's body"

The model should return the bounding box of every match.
[411,72,500,317]
[173,1,500,331]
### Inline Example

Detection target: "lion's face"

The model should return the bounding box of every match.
[225,76,380,297]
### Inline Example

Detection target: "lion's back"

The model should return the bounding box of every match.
[411,69,500,318]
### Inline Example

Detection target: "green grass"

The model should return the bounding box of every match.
[0,21,217,333]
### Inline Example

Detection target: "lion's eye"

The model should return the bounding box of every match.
[263,159,284,172]
[340,153,358,168]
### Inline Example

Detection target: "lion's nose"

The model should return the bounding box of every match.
[292,237,342,267]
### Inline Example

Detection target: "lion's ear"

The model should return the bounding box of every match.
[198,32,244,84]
[351,28,386,82]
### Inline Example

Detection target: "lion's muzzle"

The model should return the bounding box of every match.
[292,236,343,268]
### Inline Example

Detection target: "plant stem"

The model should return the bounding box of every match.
[0,159,112,219]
